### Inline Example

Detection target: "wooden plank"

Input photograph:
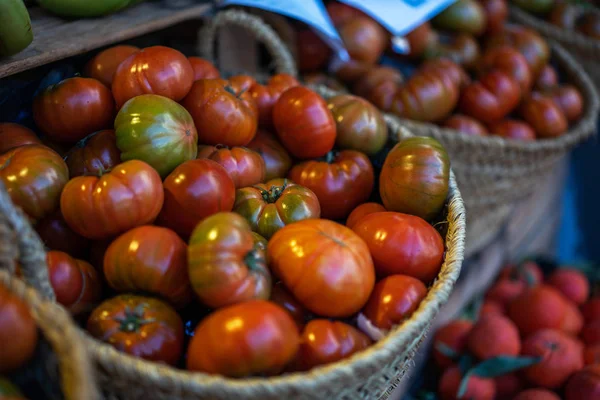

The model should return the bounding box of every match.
[0,1,212,79]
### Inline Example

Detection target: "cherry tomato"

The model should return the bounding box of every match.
[273,86,336,159]
[289,150,374,220]
[540,85,584,123]
[362,274,428,330]
[270,281,307,329]
[247,74,300,127]
[65,129,120,178]
[478,46,533,94]
[292,320,371,371]
[0,145,68,222]
[182,78,257,147]
[442,114,489,136]
[60,160,163,240]
[87,294,183,365]
[84,45,140,87]
[196,145,265,188]
[0,123,41,154]
[346,202,386,230]
[268,219,375,317]
[535,65,559,90]
[36,209,91,258]
[459,71,521,123]
[104,226,193,308]
[519,93,568,138]
[488,119,536,141]
[480,0,508,34]
[188,56,220,80]
[431,0,487,36]
[352,212,444,282]
[186,300,299,377]
[0,283,38,373]
[379,137,450,221]
[188,212,272,308]
[112,46,194,108]
[46,250,102,315]
[33,77,114,143]
[157,159,235,239]
[246,129,292,181]
[296,29,331,73]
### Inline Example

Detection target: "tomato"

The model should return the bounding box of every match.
[548,3,578,29]
[362,274,428,330]
[65,129,120,178]
[480,0,508,34]
[196,145,265,188]
[424,32,480,70]
[104,226,192,308]
[246,129,292,181]
[0,145,68,222]
[346,202,387,230]
[228,75,257,93]
[420,58,471,90]
[270,281,307,329]
[353,212,444,282]
[268,219,375,317]
[0,123,41,154]
[188,56,220,80]
[157,159,235,239]
[327,2,366,26]
[87,294,183,365]
[289,150,374,220]
[112,46,194,108]
[251,232,268,250]
[459,71,521,123]
[33,77,114,143]
[181,78,257,147]
[577,14,600,39]
[540,85,584,123]
[478,46,533,94]
[327,94,388,156]
[0,283,38,373]
[355,66,404,111]
[334,58,374,83]
[114,94,198,178]
[442,114,489,136]
[512,0,554,14]
[60,160,163,239]
[431,0,487,36]
[296,29,331,73]
[402,22,435,59]
[36,209,90,258]
[273,86,336,159]
[46,250,102,315]
[303,73,348,93]
[488,119,536,141]
[339,16,387,65]
[188,212,272,308]
[379,137,450,221]
[247,74,300,127]
[84,45,140,87]
[535,65,559,91]
[187,300,299,377]
[292,320,371,371]
[233,178,321,239]
[519,93,568,138]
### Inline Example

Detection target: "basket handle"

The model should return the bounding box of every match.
[0,181,55,301]
[198,9,298,77]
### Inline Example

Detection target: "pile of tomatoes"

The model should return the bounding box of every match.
[0,40,454,379]
[419,260,600,400]
[298,0,586,141]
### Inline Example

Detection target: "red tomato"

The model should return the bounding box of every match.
[401,22,435,59]
[488,119,536,141]
[104,226,193,308]
[0,123,41,154]
[36,209,91,258]
[338,16,387,65]
[346,202,386,230]
[60,160,163,240]
[187,300,299,376]
[352,212,444,282]
[353,65,403,100]
[270,281,307,329]
[33,77,114,144]
[420,58,471,90]
[442,114,489,136]
[288,150,374,220]
[65,129,121,178]
[273,86,336,159]
[424,32,480,70]
[362,274,427,330]
[292,320,371,371]
[181,78,258,147]
[187,56,220,80]
[0,283,38,373]
[157,159,235,239]
[268,219,375,317]
[327,2,366,26]
[248,74,300,127]
[479,46,533,94]
[112,46,194,108]
[196,145,265,188]
[87,294,183,365]
[296,29,331,73]
[519,93,568,138]
[540,85,584,123]
[480,0,508,34]
[46,250,102,315]
[246,129,292,181]
[0,145,69,222]
[84,45,140,87]
[535,65,559,90]
[459,71,521,123]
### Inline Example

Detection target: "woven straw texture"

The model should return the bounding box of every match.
[0,197,98,400]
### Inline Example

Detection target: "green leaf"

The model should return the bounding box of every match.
[435,342,459,359]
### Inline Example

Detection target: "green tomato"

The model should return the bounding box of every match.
[432,0,487,36]
[37,0,143,18]
[115,94,198,178]
[511,0,555,15]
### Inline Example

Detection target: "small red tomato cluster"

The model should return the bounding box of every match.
[428,261,600,400]
[0,42,454,378]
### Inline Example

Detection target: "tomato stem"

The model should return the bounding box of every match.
[323,151,337,164]
[244,247,266,272]
[114,304,156,333]
[259,179,288,203]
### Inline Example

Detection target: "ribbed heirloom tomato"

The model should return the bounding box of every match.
[459,71,521,123]
[65,129,121,178]
[289,150,374,220]
[84,45,140,87]
[0,123,41,154]
[246,129,292,181]
[188,212,272,308]
[247,74,300,127]
[478,46,533,94]
[268,219,375,317]
[60,160,163,239]
[424,33,480,69]
[187,57,220,80]
[196,145,265,188]
[104,226,193,308]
